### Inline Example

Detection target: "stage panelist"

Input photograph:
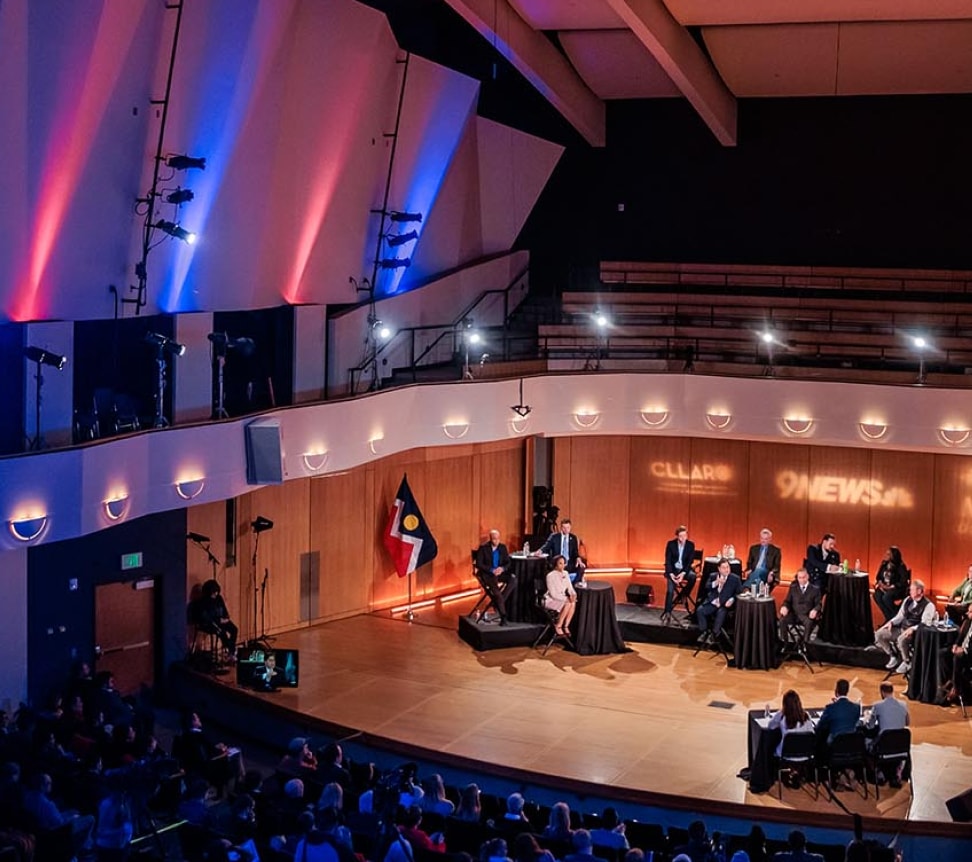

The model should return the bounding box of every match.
[779,567,822,643]
[662,525,696,619]
[539,518,586,584]
[945,564,972,625]
[874,546,910,621]
[743,528,781,591]
[696,558,742,643]
[544,555,577,635]
[803,533,840,592]
[874,580,936,674]
[475,529,515,625]
[943,603,972,705]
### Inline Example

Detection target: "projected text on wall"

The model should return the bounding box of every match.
[650,462,733,496]
[776,471,913,508]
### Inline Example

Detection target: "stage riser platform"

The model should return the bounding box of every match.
[457,614,545,650]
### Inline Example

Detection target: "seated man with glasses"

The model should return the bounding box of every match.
[874,580,937,675]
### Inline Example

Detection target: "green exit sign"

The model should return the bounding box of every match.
[120,552,143,571]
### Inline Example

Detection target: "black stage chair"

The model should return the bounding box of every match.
[826,732,868,799]
[870,728,912,800]
[776,731,818,800]
[467,549,499,622]
[662,549,703,626]
[532,586,573,655]
[779,617,820,673]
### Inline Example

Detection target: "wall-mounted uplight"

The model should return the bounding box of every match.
[859,421,888,441]
[640,408,669,427]
[939,427,971,446]
[572,410,600,429]
[510,415,530,435]
[9,514,47,542]
[174,478,205,500]
[368,436,384,456]
[103,494,130,521]
[302,452,328,473]
[705,411,732,430]
[782,417,814,435]
[443,423,469,439]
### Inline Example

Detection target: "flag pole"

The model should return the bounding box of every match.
[405,571,415,621]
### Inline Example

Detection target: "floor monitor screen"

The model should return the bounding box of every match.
[236,646,299,690]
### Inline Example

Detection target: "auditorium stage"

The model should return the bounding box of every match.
[179,601,972,836]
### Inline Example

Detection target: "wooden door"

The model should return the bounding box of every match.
[94,581,155,696]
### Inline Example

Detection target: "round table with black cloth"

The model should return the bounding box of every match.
[906,623,959,703]
[818,572,874,646]
[507,554,548,623]
[568,580,631,655]
[734,595,779,670]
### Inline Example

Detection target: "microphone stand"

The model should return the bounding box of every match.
[188,535,221,588]
[250,529,261,648]
[259,567,276,645]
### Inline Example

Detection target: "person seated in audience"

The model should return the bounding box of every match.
[542,801,574,842]
[495,791,530,832]
[771,829,824,862]
[779,568,822,645]
[623,850,644,862]
[420,773,455,817]
[743,528,781,591]
[768,689,815,757]
[873,546,909,622]
[696,558,742,644]
[279,736,318,778]
[177,776,216,827]
[803,533,841,592]
[22,771,95,856]
[316,743,351,790]
[539,519,587,584]
[942,602,972,705]
[399,804,446,853]
[455,782,482,823]
[481,837,512,862]
[544,556,577,636]
[815,679,862,747]
[945,564,972,624]
[512,832,556,862]
[671,820,715,862]
[475,529,515,625]
[742,825,770,862]
[564,829,609,862]
[662,526,697,619]
[589,806,629,851]
[874,580,936,674]
[294,814,342,862]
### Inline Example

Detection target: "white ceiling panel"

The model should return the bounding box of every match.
[508,0,624,30]
[560,30,681,99]
[664,0,972,26]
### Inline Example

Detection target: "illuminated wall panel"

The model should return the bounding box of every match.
[931,453,972,595]
[629,436,692,564]
[565,436,631,566]
[803,446,872,570]
[687,438,750,561]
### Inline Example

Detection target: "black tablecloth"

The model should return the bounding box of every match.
[508,555,548,623]
[906,624,959,703]
[734,596,779,670]
[569,580,630,656]
[819,573,874,646]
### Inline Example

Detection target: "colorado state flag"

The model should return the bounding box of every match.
[383,474,438,577]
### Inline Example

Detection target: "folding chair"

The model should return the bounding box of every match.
[467,549,499,622]
[532,590,573,655]
[870,728,912,800]
[779,617,820,673]
[826,732,868,799]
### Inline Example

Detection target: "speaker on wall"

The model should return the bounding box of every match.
[946,787,972,822]
[245,421,283,485]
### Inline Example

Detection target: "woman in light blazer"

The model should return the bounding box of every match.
[544,555,577,635]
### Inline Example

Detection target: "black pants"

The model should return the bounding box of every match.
[479,571,516,620]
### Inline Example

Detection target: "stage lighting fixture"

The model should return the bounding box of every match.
[144,331,186,356]
[155,219,197,245]
[389,211,422,223]
[379,258,410,270]
[166,154,206,171]
[23,346,67,370]
[207,332,256,356]
[593,310,609,328]
[761,331,774,344]
[165,188,194,205]
[370,319,393,341]
[251,516,274,533]
[386,230,418,248]
[186,532,211,543]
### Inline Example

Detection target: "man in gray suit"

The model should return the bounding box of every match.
[779,568,822,643]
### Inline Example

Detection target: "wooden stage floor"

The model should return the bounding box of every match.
[229,602,972,828]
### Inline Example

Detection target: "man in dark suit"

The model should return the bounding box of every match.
[539,518,586,583]
[779,567,822,643]
[815,678,862,745]
[662,525,696,620]
[475,529,514,624]
[803,532,840,592]
[744,527,782,591]
[696,558,742,643]
[943,602,972,704]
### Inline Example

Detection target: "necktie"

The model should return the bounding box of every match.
[758,546,767,568]
[562,535,568,561]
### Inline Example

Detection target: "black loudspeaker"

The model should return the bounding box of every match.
[946,787,972,822]
[245,421,283,485]
[626,583,654,606]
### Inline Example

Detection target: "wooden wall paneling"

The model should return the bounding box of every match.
[746,442,810,577]
[523,436,535,541]
[803,446,871,576]
[478,444,525,552]
[310,469,372,621]
[423,454,477,595]
[551,436,572,531]
[628,436,692,566]
[687,438,751,560]
[931,453,972,598]
[566,436,631,566]
[869,450,936,589]
[247,479,311,636]
[235,494,255,645]
[186,500,229,609]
